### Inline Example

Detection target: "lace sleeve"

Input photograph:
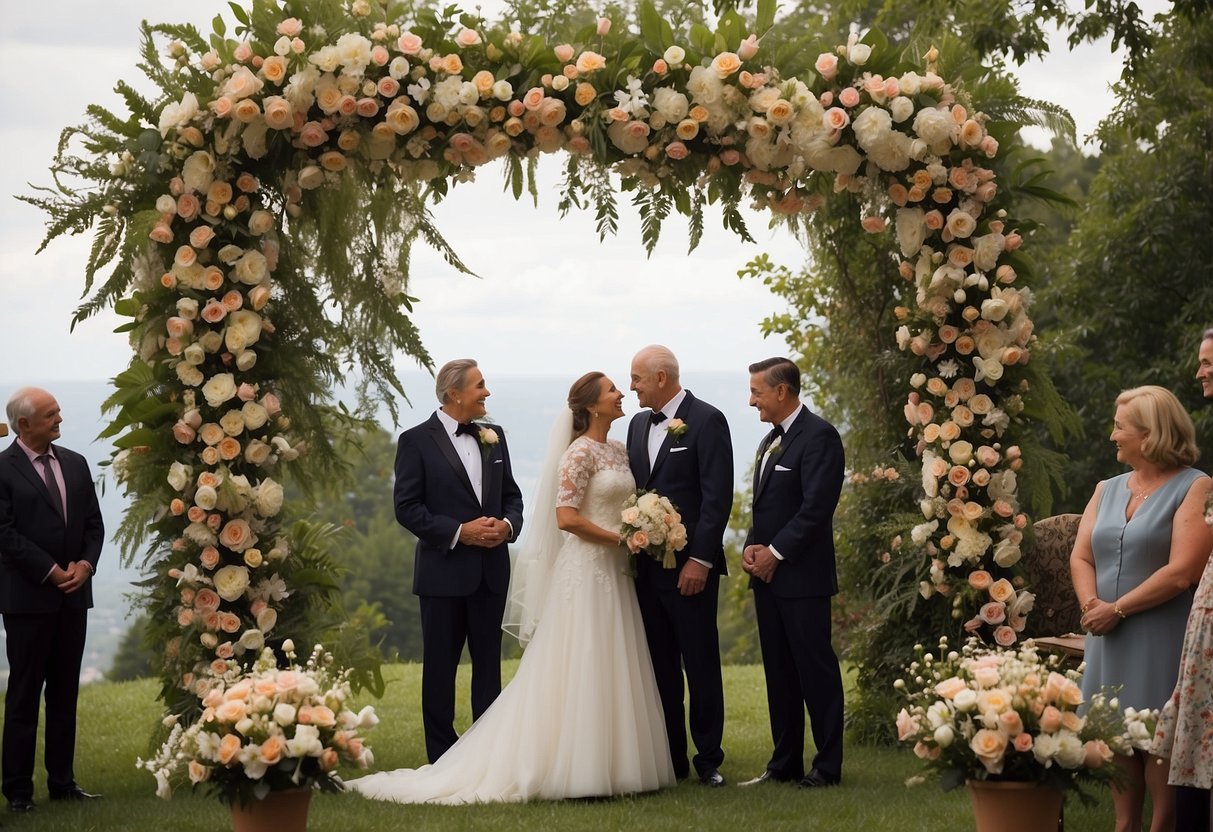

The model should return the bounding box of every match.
[556,440,594,509]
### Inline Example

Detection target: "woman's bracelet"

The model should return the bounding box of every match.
[1080,598,1097,615]
[1113,603,1127,620]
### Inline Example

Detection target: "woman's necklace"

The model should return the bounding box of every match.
[1130,472,1165,502]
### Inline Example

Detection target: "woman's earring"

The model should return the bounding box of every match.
[592,410,599,419]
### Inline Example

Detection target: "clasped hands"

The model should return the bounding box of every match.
[1079,598,1122,636]
[49,561,92,594]
[741,544,779,583]
[459,517,510,548]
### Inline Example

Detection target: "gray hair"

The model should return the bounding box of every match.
[435,359,479,404]
[1203,327,1213,342]
[635,345,680,384]
[5,387,45,436]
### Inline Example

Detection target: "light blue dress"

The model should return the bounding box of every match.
[1080,468,1204,710]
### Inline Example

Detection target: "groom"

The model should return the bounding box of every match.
[393,359,524,763]
[627,345,733,786]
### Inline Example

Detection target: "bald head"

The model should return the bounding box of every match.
[630,345,682,411]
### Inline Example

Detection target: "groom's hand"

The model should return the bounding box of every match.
[743,545,778,583]
[676,560,709,596]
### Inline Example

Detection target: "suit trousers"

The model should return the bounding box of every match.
[418,579,507,763]
[2,608,88,800]
[635,570,725,777]
[753,589,843,779]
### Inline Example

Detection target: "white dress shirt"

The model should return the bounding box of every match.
[436,408,483,549]
[763,404,803,562]
[646,389,711,569]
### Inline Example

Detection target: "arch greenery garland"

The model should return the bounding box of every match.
[27,0,1045,722]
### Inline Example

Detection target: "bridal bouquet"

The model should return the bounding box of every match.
[621,490,687,569]
[895,636,1134,795]
[140,641,376,807]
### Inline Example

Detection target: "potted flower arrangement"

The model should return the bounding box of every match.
[894,636,1139,832]
[140,641,376,831]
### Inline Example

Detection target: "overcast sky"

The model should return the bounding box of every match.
[0,0,1163,401]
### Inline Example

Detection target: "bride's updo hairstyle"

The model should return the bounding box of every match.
[568,372,606,436]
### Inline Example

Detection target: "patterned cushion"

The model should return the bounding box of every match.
[1023,514,1083,637]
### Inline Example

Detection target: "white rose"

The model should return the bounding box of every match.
[847,42,871,65]
[663,45,686,66]
[685,66,721,105]
[233,251,269,285]
[183,343,206,366]
[242,402,269,431]
[213,565,251,601]
[199,331,223,354]
[852,106,891,152]
[993,539,1022,568]
[948,440,974,465]
[911,108,954,153]
[220,409,246,436]
[491,80,513,101]
[167,462,192,492]
[972,232,1005,272]
[1054,732,1086,769]
[159,92,200,137]
[952,689,978,711]
[255,478,285,517]
[652,87,689,123]
[181,151,215,193]
[889,95,914,123]
[981,297,1010,322]
[176,363,204,387]
[866,130,912,172]
[225,310,264,354]
[194,485,218,511]
[748,86,781,114]
[245,439,273,466]
[202,373,238,408]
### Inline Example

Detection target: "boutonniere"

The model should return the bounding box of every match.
[478,426,499,458]
[757,435,783,464]
[665,418,688,440]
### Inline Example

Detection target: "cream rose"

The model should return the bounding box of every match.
[213,564,251,601]
[201,373,237,408]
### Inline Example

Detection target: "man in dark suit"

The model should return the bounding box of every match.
[393,359,524,763]
[739,358,845,789]
[627,345,733,787]
[0,388,104,812]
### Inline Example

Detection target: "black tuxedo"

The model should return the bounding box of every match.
[746,406,845,780]
[393,413,523,762]
[0,441,103,801]
[626,390,732,777]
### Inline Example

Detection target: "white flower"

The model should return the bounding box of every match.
[213,565,251,602]
[895,207,927,258]
[167,462,192,492]
[912,108,954,154]
[254,478,285,517]
[287,724,323,757]
[159,92,200,137]
[846,34,871,65]
[202,373,238,408]
[663,45,686,65]
[491,80,513,101]
[239,628,265,651]
[181,151,215,194]
[889,96,914,123]
[652,87,689,124]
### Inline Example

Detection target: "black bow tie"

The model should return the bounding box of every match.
[766,425,784,443]
[455,422,478,438]
[650,411,668,425]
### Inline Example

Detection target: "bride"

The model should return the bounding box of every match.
[349,372,676,803]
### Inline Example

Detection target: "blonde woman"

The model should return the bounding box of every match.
[1071,385,1213,832]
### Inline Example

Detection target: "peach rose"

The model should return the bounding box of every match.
[1013,733,1033,753]
[575,51,605,73]
[710,51,741,78]
[217,734,243,765]
[219,518,256,552]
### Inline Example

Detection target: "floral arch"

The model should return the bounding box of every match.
[30,0,1040,717]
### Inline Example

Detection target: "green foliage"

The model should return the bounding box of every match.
[109,615,158,682]
[1041,10,1213,511]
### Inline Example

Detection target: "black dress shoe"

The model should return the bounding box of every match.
[49,787,100,801]
[7,799,34,813]
[698,768,726,788]
[797,768,840,788]
[738,770,796,787]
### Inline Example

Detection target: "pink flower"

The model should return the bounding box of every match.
[398,32,423,54]
[993,625,1017,646]
[665,141,688,160]
[860,216,886,233]
[824,107,850,130]
[554,43,575,63]
[815,53,838,81]
[596,17,611,36]
[653,58,668,74]
[1013,733,1033,753]
[738,34,760,61]
[276,17,303,37]
[839,87,861,108]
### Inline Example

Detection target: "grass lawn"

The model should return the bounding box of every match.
[2,662,1116,831]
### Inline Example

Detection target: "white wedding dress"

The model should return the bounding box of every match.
[349,436,675,804]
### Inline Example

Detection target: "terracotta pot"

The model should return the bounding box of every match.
[967,780,1062,832]
[230,788,312,832]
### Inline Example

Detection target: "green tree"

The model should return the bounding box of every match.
[1041,9,1213,509]
[298,425,425,661]
[109,615,157,682]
